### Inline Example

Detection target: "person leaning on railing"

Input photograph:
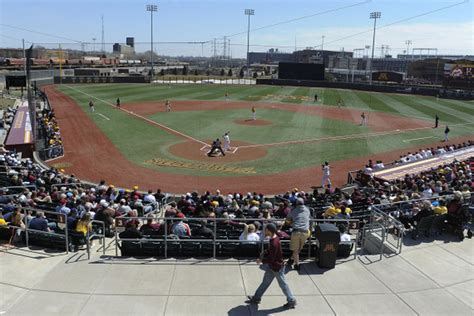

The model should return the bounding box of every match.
[285,198,310,272]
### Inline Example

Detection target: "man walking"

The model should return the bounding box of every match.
[322,161,331,187]
[286,198,311,271]
[434,114,439,128]
[444,125,450,142]
[246,223,297,309]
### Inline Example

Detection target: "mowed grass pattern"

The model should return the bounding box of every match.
[57,84,474,176]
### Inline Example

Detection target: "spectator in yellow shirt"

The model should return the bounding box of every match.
[323,204,341,218]
[433,200,447,215]
[75,213,92,236]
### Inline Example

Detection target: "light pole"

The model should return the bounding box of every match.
[405,40,412,58]
[244,8,254,77]
[369,11,381,85]
[321,35,325,64]
[146,4,158,78]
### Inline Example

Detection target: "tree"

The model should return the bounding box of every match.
[220,68,225,76]
[228,69,233,77]
[182,66,188,76]
[206,70,211,76]
[239,68,245,78]
[172,68,178,76]
[159,69,165,76]
[194,69,198,76]
[253,71,258,78]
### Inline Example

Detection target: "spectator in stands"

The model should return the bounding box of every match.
[119,221,143,239]
[28,212,51,232]
[192,220,214,239]
[140,214,161,236]
[171,214,191,237]
[75,213,92,237]
[165,202,178,218]
[239,224,260,243]
[274,201,291,218]
[286,198,310,271]
[338,225,351,242]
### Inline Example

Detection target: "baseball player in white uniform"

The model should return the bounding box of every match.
[322,161,332,187]
[165,100,171,112]
[223,132,231,152]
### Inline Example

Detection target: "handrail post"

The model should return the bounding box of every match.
[164,218,168,259]
[86,230,90,260]
[212,218,217,259]
[114,230,118,257]
[65,214,69,254]
[24,210,29,248]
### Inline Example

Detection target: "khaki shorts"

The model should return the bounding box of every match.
[290,230,310,252]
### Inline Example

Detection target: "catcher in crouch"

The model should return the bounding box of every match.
[207,138,226,157]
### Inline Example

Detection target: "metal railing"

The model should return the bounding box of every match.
[86,220,106,259]
[1,207,70,254]
[113,216,360,260]
[360,222,386,262]
[370,206,404,255]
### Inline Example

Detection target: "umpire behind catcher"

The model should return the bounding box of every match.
[207,138,226,157]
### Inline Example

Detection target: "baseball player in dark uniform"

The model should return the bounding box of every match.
[207,139,226,157]
[116,97,121,108]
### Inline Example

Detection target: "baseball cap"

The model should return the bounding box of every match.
[266,223,278,234]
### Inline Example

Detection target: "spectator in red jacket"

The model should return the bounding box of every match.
[245,223,297,309]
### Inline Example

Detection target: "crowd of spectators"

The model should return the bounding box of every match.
[362,141,473,176]
[37,107,64,159]
[0,106,16,131]
[0,136,472,252]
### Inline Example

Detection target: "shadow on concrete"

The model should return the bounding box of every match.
[227,304,251,316]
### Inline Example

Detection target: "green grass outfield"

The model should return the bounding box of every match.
[56,84,474,177]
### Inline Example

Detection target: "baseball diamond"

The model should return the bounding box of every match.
[43,83,474,194]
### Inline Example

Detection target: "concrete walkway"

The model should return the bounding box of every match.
[0,236,472,315]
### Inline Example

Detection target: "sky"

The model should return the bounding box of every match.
[0,0,472,57]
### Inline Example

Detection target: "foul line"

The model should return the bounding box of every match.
[63,85,209,147]
[236,122,474,149]
[402,136,434,143]
[96,113,110,121]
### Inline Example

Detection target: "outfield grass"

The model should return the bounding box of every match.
[56,84,474,177]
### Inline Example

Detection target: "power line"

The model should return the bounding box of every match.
[223,0,371,38]
[0,23,83,43]
[321,0,469,48]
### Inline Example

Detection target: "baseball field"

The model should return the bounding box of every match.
[44,83,474,193]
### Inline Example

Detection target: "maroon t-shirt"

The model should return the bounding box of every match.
[262,236,284,272]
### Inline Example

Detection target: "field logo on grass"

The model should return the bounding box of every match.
[145,158,256,175]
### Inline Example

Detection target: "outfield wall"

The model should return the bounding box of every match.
[257,79,474,100]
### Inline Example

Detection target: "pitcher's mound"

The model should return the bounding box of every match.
[234,119,273,126]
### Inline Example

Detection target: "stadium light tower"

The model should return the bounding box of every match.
[244,9,255,77]
[405,40,412,58]
[146,4,158,78]
[369,11,381,85]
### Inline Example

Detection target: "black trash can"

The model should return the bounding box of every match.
[314,223,340,269]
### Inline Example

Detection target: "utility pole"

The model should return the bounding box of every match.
[146,4,158,77]
[369,11,381,85]
[244,9,254,77]
[101,15,105,52]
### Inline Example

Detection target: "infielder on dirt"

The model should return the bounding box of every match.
[223,132,231,152]
[165,100,171,112]
[252,106,256,120]
[322,161,331,187]
[360,112,367,126]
